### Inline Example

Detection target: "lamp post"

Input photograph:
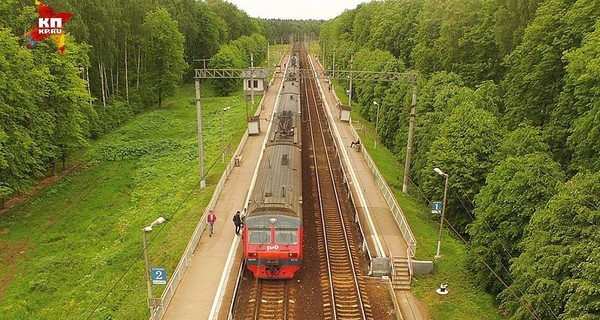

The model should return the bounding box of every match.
[373,101,381,149]
[143,217,166,319]
[221,107,231,163]
[348,55,354,108]
[434,168,449,259]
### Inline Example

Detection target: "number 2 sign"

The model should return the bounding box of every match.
[151,267,167,285]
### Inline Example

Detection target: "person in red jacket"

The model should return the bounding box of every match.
[207,210,217,237]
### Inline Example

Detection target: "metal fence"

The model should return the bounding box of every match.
[350,126,417,257]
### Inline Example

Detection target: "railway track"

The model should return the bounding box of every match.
[237,278,295,320]
[300,52,373,319]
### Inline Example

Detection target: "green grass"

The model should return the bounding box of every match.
[349,105,503,320]
[0,83,249,319]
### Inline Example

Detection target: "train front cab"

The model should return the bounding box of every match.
[244,215,303,279]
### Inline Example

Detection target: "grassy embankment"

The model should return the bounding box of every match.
[333,83,502,320]
[0,83,249,319]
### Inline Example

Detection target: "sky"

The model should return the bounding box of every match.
[226,0,370,21]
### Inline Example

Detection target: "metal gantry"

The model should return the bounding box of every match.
[194,66,418,193]
[195,68,418,83]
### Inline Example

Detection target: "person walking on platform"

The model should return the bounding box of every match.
[233,211,242,236]
[207,210,217,237]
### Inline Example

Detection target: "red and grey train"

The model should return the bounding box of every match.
[243,54,303,279]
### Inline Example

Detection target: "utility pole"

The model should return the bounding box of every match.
[194,79,206,188]
[250,52,255,109]
[333,46,336,79]
[373,101,381,149]
[403,83,418,193]
[322,44,326,69]
[267,42,270,69]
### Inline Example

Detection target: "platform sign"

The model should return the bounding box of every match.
[151,267,167,285]
[432,201,442,214]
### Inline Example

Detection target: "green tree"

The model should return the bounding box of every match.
[469,153,564,295]
[0,28,49,192]
[496,124,549,160]
[161,0,227,70]
[209,44,244,96]
[502,0,600,131]
[0,0,37,34]
[411,72,466,185]
[494,0,542,55]
[35,34,92,170]
[206,0,261,41]
[141,8,187,107]
[412,0,501,85]
[550,20,600,169]
[352,48,403,116]
[420,101,503,232]
[231,33,268,66]
[568,102,600,173]
[368,0,424,66]
[501,172,600,319]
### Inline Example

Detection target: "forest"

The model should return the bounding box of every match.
[0,0,320,205]
[320,0,599,319]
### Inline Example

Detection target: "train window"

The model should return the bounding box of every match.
[275,230,298,244]
[248,230,271,244]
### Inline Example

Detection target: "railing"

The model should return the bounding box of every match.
[154,130,250,320]
[349,126,417,257]
[390,251,396,279]
[407,248,413,283]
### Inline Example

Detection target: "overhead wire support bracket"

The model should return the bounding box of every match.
[195,68,418,84]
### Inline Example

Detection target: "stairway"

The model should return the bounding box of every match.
[392,257,411,291]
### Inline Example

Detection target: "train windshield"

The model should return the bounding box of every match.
[275,229,298,244]
[248,230,271,244]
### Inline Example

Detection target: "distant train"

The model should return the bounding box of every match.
[243,52,303,279]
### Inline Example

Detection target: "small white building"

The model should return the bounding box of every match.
[242,68,269,96]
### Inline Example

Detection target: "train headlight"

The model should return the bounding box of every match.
[288,253,298,258]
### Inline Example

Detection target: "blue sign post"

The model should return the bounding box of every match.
[151,267,167,285]
[432,201,442,214]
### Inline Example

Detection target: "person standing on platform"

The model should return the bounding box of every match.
[233,211,242,236]
[241,208,247,226]
[207,210,217,237]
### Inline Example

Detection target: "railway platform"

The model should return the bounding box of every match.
[162,57,288,320]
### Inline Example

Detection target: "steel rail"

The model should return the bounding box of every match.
[302,52,368,320]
